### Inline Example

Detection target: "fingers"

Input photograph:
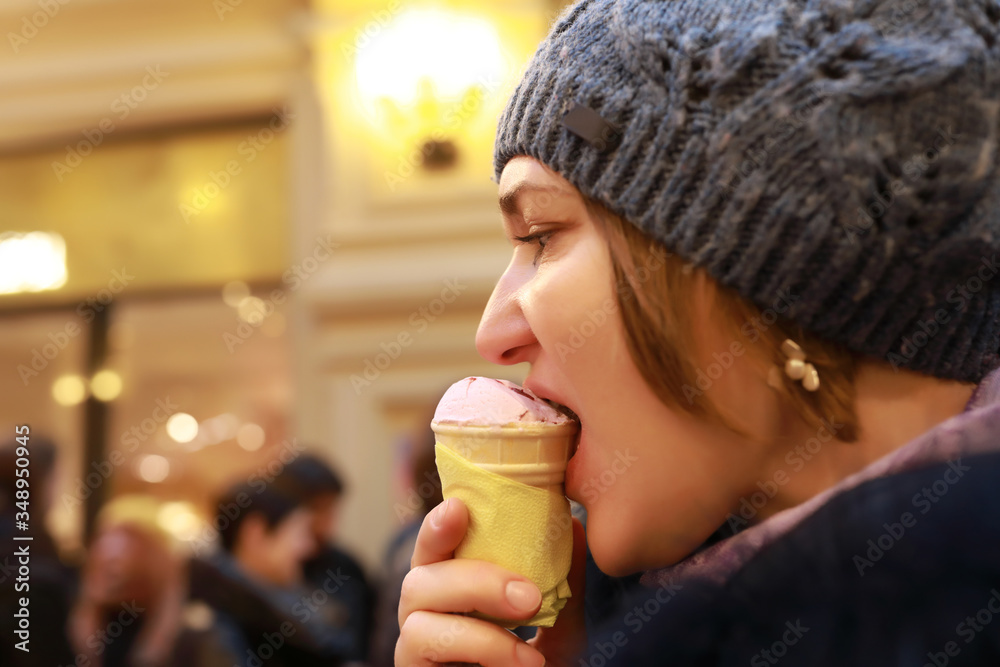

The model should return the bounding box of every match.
[396,611,545,667]
[399,559,542,629]
[412,498,469,568]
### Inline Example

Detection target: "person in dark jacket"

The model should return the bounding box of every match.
[0,436,77,667]
[280,454,376,666]
[188,480,345,667]
[394,0,1000,664]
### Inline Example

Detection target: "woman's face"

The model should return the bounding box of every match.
[478,157,770,575]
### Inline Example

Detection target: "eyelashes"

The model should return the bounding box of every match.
[513,231,552,266]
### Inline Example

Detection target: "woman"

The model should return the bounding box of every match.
[397,0,1000,664]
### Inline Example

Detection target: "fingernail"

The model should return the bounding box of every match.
[506,580,541,612]
[516,641,545,667]
[430,498,451,529]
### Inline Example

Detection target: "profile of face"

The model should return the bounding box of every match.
[239,507,316,587]
[478,157,776,576]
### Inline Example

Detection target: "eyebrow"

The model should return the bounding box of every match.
[498,183,567,217]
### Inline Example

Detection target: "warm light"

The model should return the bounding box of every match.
[91,369,123,402]
[198,413,240,445]
[166,413,198,443]
[157,501,203,541]
[52,374,87,406]
[222,280,250,307]
[137,455,170,483]
[237,296,267,324]
[236,423,265,451]
[354,9,506,111]
[0,231,68,295]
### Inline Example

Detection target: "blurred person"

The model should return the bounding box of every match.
[70,495,238,667]
[281,454,376,665]
[395,0,1000,664]
[369,431,442,667]
[187,479,347,667]
[0,436,76,667]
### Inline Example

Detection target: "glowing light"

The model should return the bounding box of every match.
[354,9,506,111]
[198,413,240,445]
[165,413,198,443]
[0,231,67,295]
[91,369,123,402]
[237,296,267,324]
[157,501,204,542]
[222,280,250,307]
[52,374,87,406]
[137,454,170,483]
[236,423,265,451]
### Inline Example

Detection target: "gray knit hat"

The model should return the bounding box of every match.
[494,0,1000,383]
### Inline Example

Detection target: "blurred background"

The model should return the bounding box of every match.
[0,0,571,576]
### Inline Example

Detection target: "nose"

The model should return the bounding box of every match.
[476,260,537,366]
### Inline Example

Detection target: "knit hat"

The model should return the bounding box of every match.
[494,0,1000,383]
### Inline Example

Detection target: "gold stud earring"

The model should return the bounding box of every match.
[781,339,820,392]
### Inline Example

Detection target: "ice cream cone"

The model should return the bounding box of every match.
[431,422,577,494]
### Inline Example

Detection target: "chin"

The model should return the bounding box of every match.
[587,517,695,576]
[586,523,646,577]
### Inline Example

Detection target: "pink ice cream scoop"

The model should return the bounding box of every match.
[432,377,575,427]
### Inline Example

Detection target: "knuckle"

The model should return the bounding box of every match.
[398,609,431,638]
[400,565,427,603]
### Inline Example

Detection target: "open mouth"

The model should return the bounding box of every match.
[544,399,579,424]
[543,399,581,458]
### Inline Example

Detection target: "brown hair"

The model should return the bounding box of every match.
[587,199,860,443]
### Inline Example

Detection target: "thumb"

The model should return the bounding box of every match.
[530,517,587,664]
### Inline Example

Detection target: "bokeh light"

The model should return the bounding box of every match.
[166,413,199,443]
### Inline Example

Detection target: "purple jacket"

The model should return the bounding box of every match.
[582,368,1000,666]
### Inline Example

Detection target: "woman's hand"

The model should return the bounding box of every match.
[396,497,587,666]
